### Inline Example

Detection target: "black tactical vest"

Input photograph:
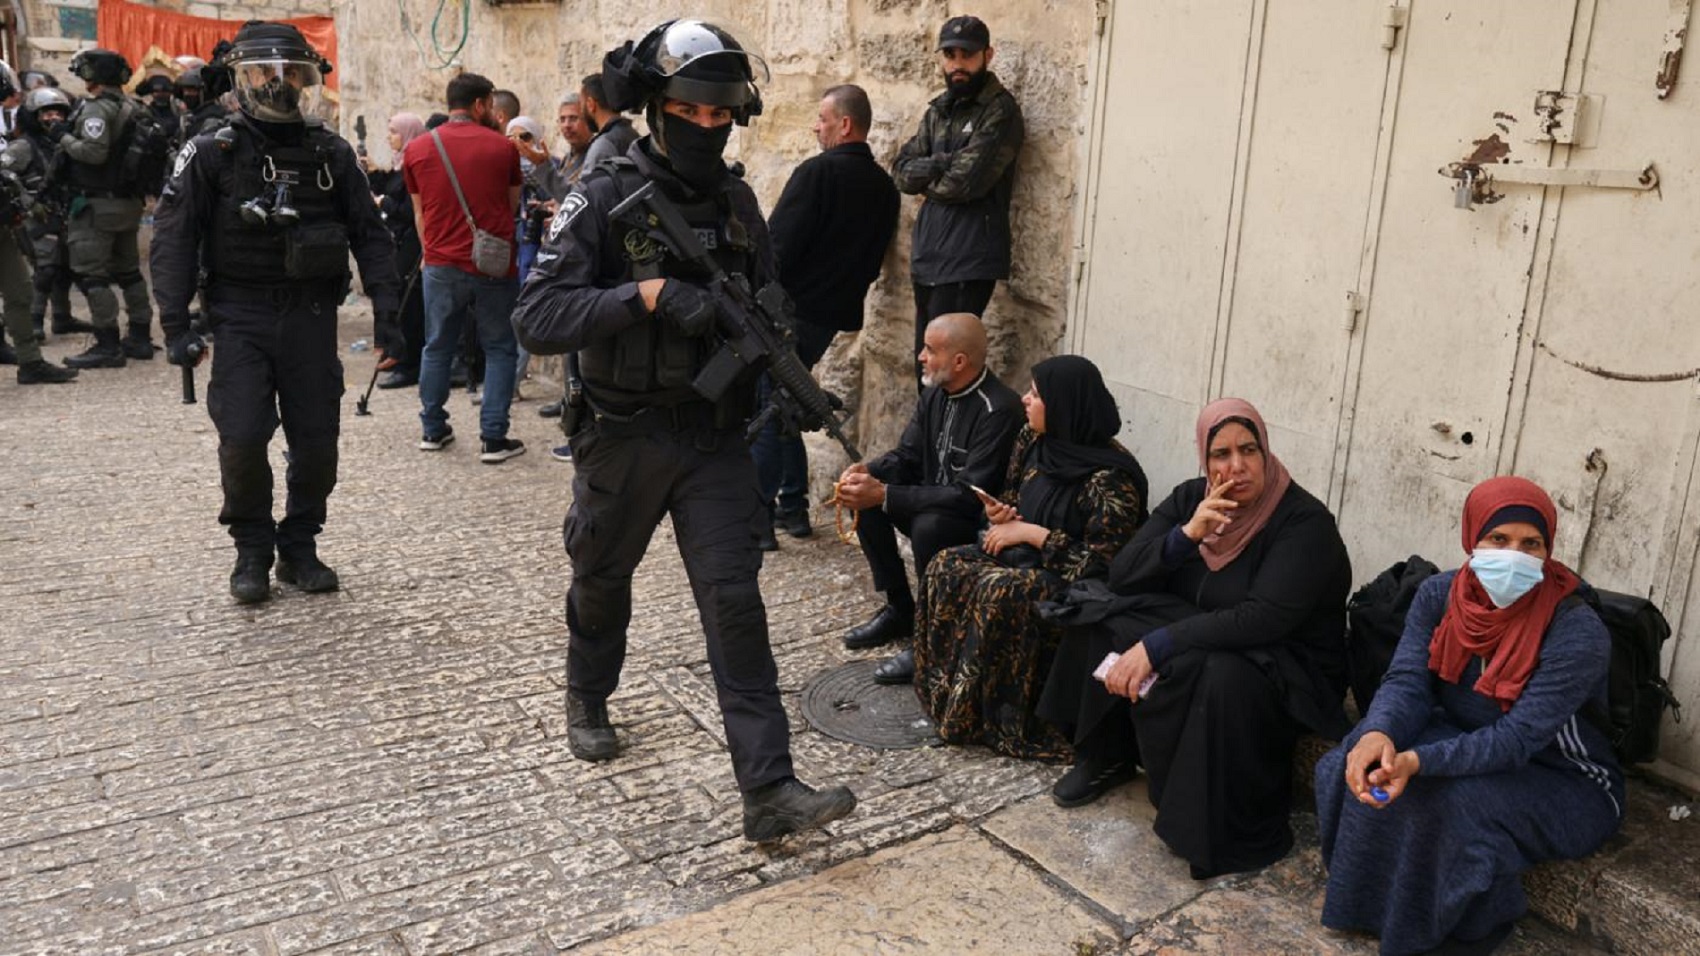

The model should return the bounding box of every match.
[205,121,349,287]
[580,159,756,406]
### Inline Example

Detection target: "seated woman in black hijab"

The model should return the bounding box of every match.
[906,355,1147,760]
[1039,397,1352,879]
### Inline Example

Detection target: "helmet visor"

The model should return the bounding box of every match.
[652,19,769,108]
[233,58,323,121]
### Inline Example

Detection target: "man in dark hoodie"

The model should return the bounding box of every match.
[891,15,1025,388]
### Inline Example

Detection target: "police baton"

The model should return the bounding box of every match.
[356,260,423,417]
[181,340,204,404]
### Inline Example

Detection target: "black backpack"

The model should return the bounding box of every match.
[1570,589,1682,764]
[1345,555,1439,715]
[115,102,172,197]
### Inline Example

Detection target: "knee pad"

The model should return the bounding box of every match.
[113,269,145,288]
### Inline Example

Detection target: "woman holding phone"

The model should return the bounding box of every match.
[904,355,1147,760]
[1038,397,1352,880]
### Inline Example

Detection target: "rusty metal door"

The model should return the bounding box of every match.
[1210,0,1400,492]
[1333,1,1578,574]
[1071,0,1260,492]
[1498,1,1700,777]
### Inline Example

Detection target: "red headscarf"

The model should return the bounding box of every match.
[1194,398,1293,571]
[1427,475,1580,710]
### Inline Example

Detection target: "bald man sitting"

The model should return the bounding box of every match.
[834,313,1023,683]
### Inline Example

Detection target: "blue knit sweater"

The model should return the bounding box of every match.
[1354,571,1623,816]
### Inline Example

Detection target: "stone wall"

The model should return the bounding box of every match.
[333,0,1094,485]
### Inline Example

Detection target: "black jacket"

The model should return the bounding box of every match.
[1110,477,1353,707]
[891,73,1024,285]
[768,142,899,332]
[867,368,1023,524]
[150,117,400,339]
[367,167,421,275]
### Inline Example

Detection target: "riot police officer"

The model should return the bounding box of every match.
[57,48,156,367]
[512,19,857,843]
[2,85,95,345]
[0,62,77,383]
[174,67,229,145]
[151,21,399,604]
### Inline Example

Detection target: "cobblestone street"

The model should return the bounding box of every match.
[0,311,1624,955]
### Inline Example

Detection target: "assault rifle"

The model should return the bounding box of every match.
[607,181,861,461]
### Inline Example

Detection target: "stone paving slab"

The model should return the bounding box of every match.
[0,310,1681,955]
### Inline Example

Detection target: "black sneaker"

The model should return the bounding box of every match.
[479,437,526,463]
[538,399,564,418]
[742,778,857,842]
[17,360,78,385]
[276,554,340,593]
[419,427,455,451]
[566,695,618,762]
[1051,756,1139,808]
[230,553,272,605]
[550,443,573,462]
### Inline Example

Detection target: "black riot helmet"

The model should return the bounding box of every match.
[17,86,74,135]
[69,48,134,88]
[601,19,768,126]
[224,20,331,123]
[175,67,205,96]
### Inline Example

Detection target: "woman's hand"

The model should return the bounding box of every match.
[982,520,1046,555]
[1182,477,1239,542]
[1343,732,1420,808]
[1104,641,1153,700]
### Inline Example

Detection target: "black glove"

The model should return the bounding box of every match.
[655,280,719,337]
[46,120,69,141]
[166,329,206,367]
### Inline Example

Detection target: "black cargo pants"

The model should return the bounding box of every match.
[562,405,794,793]
[204,284,344,559]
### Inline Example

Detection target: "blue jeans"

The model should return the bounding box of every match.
[419,264,519,441]
[752,320,838,515]
[514,241,540,381]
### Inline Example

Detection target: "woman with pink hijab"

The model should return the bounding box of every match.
[1038,397,1353,879]
[365,112,428,387]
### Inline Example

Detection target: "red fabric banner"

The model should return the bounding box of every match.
[96,0,340,90]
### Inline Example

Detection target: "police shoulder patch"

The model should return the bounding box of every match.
[170,141,197,182]
[81,116,107,140]
[547,193,588,244]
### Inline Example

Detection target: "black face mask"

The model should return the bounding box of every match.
[660,112,731,191]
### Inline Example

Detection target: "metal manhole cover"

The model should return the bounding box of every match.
[801,660,940,750]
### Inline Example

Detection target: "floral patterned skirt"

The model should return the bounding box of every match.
[914,544,1073,762]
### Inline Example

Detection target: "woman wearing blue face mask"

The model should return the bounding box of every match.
[1315,475,1624,956]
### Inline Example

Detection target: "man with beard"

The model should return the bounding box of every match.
[404,72,526,463]
[832,312,1022,683]
[512,18,858,843]
[891,15,1025,388]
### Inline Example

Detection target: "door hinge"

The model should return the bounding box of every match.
[1382,4,1408,51]
[1095,0,1110,37]
[1344,291,1366,332]
[1073,247,1088,285]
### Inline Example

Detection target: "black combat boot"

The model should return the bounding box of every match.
[64,327,126,369]
[50,313,95,335]
[17,360,78,385]
[566,695,619,762]
[741,778,858,842]
[121,323,157,360]
[230,552,273,604]
[276,551,340,593]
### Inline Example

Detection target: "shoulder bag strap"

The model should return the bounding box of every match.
[429,129,479,232]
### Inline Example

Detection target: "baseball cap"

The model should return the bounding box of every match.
[938,16,990,53]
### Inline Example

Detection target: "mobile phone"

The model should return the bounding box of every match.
[969,484,996,501]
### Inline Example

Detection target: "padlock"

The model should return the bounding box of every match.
[1453,169,1476,210]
